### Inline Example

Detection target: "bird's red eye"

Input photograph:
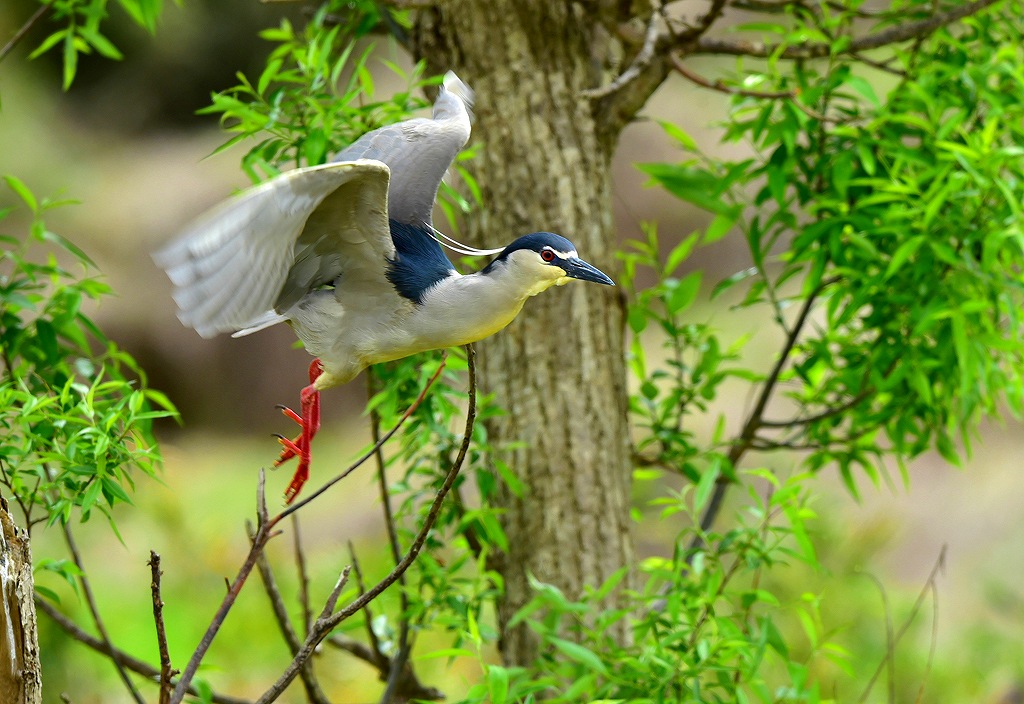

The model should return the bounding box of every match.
[541,249,556,262]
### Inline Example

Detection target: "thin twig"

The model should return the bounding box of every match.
[291,515,313,635]
[63,523,146,704]
[148,552,177,704]
[859,546,947,702]
[348,542,387,668]
[850,51,907,76]
[169,358,447,704]
[247,521,329,704]
[0,0,54,65]
[914,578,940,704]
[255,345,478,704]
[679,0,730,41]
[760,389,872,428]
[326,634,380,664]
[35,597,252,704]
[863,572,897,703]
[248,521,302,652]
[670,54,844,123]
[692,276,840,541]
[170,471,278,704]
[670,53,795,99]
[367,370,417,704]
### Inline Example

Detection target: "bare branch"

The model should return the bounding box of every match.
[317,566,353,622]
[291,515,313,635]
[169,358,448,703]
[247,521,329,704]
[760,389,872,428]
[583,0,663,99]
[248,521,302,652]
[255,345,479,704]
[670,53,794,99]
[63,523,145,704]
[859,546,947,702]
[35,597,252,704]
[347,542,387,667]
[679,0,730,41]
[148,552,177,704]
[692,277,840,539]
[325,634,380,665]
[693,0,1001,58]
[0,1,54,65]
[365,370,420,704]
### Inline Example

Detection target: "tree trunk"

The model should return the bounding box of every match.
[0,498,42,704]
[414,1,636,665]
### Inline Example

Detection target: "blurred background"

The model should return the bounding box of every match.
[1,0,1023,701]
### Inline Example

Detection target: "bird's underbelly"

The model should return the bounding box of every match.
[293,293,525,386]
[369,303,522,363]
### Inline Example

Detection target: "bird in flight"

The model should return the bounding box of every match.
[155,72,614,502]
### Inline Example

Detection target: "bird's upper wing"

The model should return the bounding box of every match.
[154,159,392,338]
[334,71,473,225]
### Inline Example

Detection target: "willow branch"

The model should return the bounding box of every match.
[692,0,1000,58]
[760,388,872,428]
[670,54,794,99]
[671,54,852,122]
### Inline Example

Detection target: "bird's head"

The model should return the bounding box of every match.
[482,232,614,296]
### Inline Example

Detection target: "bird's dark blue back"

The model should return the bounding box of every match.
[386,220,456,304]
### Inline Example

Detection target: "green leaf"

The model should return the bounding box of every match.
[658,120,699,151]
[704,212,736,244]
[548,637,608,675]
[693,457,721,512]
[62,30,79,91]
[101,476,133,504]
[29,30,67,60]
[4,175,38,212]
[487,665,510,704]
[884,236,925,280]
[78,27,124,61]
[845,75,880,107]
[667,271,702,315]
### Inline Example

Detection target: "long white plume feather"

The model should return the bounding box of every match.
[426,223,505,257]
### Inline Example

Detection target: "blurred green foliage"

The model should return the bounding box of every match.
[0,175,176,582]
[26,0,172,90]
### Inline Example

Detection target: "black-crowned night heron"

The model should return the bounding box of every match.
[155,72,614,502]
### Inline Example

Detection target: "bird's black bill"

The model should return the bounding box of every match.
[565,257,615,286]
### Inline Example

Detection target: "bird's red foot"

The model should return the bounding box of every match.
[274,359,324,504]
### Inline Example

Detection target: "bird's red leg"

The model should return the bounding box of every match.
[274,359,324,503]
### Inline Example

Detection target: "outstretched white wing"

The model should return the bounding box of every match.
[154,159,392,338]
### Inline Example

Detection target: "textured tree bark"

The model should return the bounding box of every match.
[0,498,42,704]
[414,1,637,665]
